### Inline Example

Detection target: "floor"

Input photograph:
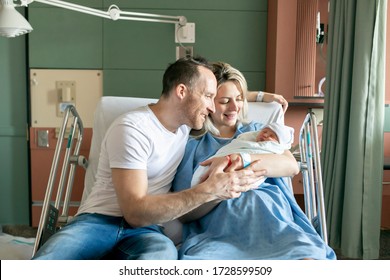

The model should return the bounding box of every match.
[0,225,36,260]
[379,229,390,259]
[336,229,390,260]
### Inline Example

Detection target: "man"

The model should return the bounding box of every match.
[33,56,261,260]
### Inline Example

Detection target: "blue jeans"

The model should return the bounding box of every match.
[32,213,178,260]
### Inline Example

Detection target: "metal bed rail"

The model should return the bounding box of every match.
[32,105,88,256]
[299,111,328,244]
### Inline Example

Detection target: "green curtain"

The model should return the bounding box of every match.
[322,0,386,259]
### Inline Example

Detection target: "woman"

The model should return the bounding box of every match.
[172,61,336,260]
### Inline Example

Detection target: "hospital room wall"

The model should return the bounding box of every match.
[0,0,269,225]
[27,0,269,97]
[0,11,30,225]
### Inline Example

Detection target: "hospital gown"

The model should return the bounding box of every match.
[172,122,336,260]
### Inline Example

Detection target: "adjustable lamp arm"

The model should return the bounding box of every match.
[22,0,187,26]
[0,0,188,38]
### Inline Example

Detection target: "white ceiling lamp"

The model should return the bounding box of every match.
[0,0,33,38]
[0,0,187,38]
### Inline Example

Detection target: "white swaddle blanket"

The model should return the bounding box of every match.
[191,131,290,186]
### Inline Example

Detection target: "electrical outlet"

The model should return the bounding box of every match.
[56,81,76,117]
[176,46,193,60]
[37,130,49,148]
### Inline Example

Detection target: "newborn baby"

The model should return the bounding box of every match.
[191,122,295,186]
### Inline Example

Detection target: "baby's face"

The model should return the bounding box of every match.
[256,128,279,143]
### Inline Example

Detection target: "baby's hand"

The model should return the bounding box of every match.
[229,154,240,163]
[224,154,243,172]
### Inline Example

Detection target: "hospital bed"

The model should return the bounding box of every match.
[32,96,327,256]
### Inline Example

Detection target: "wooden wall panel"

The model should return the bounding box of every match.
[294,0,317,97]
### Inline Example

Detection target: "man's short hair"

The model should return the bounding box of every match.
[162,56,213,96]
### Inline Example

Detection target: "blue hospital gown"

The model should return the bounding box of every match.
[172,122,336,260]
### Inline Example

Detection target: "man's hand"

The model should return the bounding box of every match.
[195,156,265,200]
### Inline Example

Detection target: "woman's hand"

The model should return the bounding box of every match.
[262,92,288,113]
[247,91,288,113]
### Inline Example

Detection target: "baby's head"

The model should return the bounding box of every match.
[256,123,294,147]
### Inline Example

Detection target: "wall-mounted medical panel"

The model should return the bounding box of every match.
[29,69,102,227]
[30,69,103,128]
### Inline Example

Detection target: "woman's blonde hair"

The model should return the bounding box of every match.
[191,61,249,138]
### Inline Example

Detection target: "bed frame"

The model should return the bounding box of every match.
[32,105,87,254]
[32,96,327,256]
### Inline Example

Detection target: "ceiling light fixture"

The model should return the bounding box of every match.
[0,0,187,38]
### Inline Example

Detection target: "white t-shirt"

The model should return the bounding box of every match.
[77,105,190,216]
